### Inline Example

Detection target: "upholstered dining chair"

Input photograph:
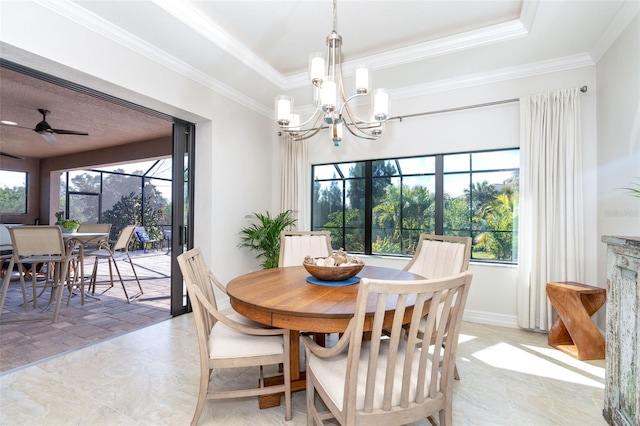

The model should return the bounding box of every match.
[0,225,81,323]
[87,225,143,302]
[303,271,472,426]
[404,234,472,278]
[279,230,334,344]
[278,230,332,267]
[177,248,292,425]
[404,234,472,380]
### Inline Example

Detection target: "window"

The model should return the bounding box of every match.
[311,148,519,263]
[0,170,28,214]
[59,159,172,241]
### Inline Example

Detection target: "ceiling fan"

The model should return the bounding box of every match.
[2,108,89,145]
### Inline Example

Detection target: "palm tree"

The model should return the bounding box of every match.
[475,193,516,260]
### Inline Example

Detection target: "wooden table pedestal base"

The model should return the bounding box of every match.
[546,281,606,361]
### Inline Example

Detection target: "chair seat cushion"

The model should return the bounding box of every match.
[136,230,150,242]
[209,321,283,359]
[308,340,438,411]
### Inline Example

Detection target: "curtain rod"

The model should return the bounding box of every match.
[277,86,588,135]
[388,85,588,123]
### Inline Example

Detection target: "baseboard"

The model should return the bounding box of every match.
[463,309,519,329]
[218,295,232,313]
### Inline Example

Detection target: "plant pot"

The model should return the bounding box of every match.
[58,223,80,234]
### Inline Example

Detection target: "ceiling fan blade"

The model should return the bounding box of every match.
[38,131,58,145]
[0,123,34,130]
[51,128,89,136]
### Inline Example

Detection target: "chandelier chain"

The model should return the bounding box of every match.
[332,0,337,32]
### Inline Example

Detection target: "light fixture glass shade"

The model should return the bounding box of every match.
[355,66,369,94]
[332,122,343,146]
[309,53,325,84]
[372,88,389,121]
[321,78,337,112]
[275,95,293,125]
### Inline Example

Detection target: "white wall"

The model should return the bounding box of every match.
[297,66,598,328]
[0,1,276,289]
[596,15,640,329]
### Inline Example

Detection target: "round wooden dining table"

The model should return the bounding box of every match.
[226,264,425,409]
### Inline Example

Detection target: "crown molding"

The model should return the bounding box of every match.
[283,19,530,90]
[281,3,539,91]
[390,53,595,101]
[152,0,286,88]
[34,0,272,118]
[519,0,540,32]
[32,0,593,120]
[276,52,595,116]
[589,0,639,62]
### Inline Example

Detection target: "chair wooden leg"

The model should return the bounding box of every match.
[191,367,210,426]
[306,370,315,426]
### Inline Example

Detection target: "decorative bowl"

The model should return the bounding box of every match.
[303,259,364,282]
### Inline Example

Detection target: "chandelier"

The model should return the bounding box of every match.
[275,0,389,147]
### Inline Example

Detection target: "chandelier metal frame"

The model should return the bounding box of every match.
[275,0,389,146]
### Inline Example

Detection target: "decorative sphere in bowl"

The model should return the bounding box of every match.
[302,257,364,281]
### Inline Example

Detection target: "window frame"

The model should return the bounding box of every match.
[311,147,519,264]
[0,169,29,215]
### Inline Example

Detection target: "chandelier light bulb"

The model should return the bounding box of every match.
[309,53,325,85]
[275,95,293,126]
[373,89,389,121]
[355,66,369,94]
[321,78,337,112]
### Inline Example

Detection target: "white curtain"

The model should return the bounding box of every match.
[280,133,307,228]
[517,87,584,331]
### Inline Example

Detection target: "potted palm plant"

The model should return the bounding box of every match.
[238,210,297,269]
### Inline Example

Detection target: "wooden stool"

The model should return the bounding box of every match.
[546,281,606,360]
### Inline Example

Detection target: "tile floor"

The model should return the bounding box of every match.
[0,250,172,372]
[0,315,607,425]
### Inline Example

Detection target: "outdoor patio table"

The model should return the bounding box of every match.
[62,232,109,300]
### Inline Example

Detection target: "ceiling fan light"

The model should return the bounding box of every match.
[39,131,58,145]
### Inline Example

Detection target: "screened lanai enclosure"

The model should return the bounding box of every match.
[60,158,172,244]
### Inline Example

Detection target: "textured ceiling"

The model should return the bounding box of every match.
[0,67,172,160]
